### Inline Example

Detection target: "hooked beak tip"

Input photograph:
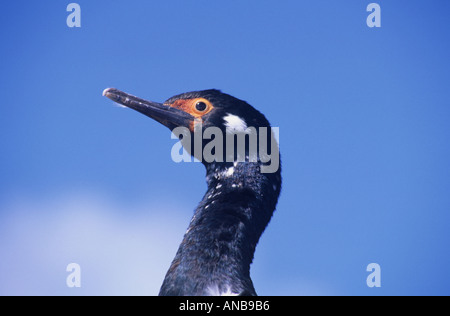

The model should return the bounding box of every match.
[103,87,116,99]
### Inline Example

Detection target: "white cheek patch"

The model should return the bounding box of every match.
[224,113,248,134]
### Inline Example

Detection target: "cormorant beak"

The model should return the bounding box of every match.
[103,88,194,130]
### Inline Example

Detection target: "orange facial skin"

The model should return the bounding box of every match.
[166,98,214,131]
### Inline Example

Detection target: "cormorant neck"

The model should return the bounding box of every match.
[159,161,281,296]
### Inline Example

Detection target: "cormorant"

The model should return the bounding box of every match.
[103,88,281,296]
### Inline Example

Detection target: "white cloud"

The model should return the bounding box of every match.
[0,192,189,295]
[0,191,330,296]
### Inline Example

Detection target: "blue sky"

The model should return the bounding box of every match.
[1,1,449,295]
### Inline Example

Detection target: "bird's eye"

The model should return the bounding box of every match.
[195,101,208,112]
[189,98,213,117]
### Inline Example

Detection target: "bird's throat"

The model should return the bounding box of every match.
[159,162,281,296]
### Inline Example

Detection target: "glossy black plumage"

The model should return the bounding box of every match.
[103,88,281,296]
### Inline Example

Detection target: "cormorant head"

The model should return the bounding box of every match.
[103,88,279,173]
